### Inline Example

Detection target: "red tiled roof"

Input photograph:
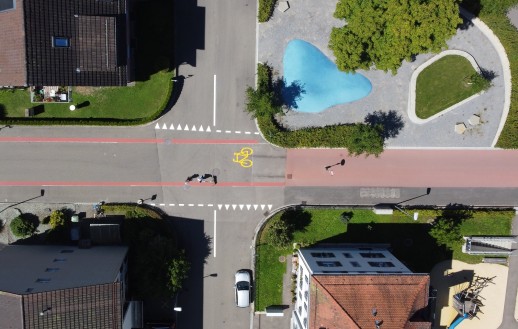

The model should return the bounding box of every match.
[310,275,431,329]
[0,0,26,86]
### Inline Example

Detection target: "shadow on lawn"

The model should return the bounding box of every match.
[134,0,176,81]
[318,222,453,273]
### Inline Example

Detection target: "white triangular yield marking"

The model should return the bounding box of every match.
[260,205,265,210]
[268,205,272,211]
[225,204,230,210]
[199,125,204,132]
[184,124,189,130]
[218,204,222,210]
[246,204,251,210]
[239,205,244,210]
[162,123,168,130]
[177,124,183,130]
[191,125,196,131]
[169,123,175,130]
[232,204,237,210]
[253,205,258,210]
[155,123,160,129]
[206,126,211,132]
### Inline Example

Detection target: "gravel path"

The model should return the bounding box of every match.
[258,1,508,148]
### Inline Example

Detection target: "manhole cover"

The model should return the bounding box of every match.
[279,256,286,263]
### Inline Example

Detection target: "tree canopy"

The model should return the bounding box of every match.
[329,0,462,73]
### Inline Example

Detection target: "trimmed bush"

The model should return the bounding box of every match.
[10,215,37,238]
[258,0,277,22]
[49,210,66,229]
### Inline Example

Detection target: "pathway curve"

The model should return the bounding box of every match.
[259,2,509,147]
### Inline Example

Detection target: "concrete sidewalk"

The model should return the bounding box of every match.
[498,214,518,329]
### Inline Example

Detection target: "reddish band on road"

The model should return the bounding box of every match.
[0,181,284,187]
[0,137,258,144]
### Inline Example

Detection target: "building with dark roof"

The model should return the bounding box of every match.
[0,0,133,86]
[0,245,142,329]
[292,244,432,329]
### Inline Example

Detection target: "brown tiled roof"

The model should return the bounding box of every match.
[310,275,431,329]
[0,0,27,86]
[21,282,122,329]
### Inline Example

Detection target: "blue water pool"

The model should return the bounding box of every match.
[282,39,372,113]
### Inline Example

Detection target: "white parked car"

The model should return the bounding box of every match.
[234,270,251,307]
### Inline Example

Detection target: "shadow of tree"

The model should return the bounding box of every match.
[282,206,312,233]
[479,67,497,82]
[273,78,306,109]
[364,110,404,140]
[0,104,5,119]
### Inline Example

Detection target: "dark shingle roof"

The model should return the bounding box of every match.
[23,0,128,86]
[22,282,122,329]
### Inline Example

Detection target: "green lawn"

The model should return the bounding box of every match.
[254,207,513,311]
[0,70,172,120]
[415,55,485,119]
[0,0,173,122]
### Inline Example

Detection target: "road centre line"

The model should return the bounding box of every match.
[213,210,217,258]
[213,74,217,126]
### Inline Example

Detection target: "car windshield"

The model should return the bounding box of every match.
[236,281,249,291]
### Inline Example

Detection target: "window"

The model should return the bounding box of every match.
[52,37,70,48]
[298,306,302,314]
[53,258,66,262]
[304,303,308,311]
[304,291,309,300]
[36,278,51,283]
[360,252,385,258]
[45,268,60,272]
[350,261,361,267]
[311,252,335,258]
[304,275,309,284]
[299,291,302,300]
[303,317,308,328]
[316,261,342,267]
[368,261,395,268]
[343,253,353,258]
[0,0,15,12]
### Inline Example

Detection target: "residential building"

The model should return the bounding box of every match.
[0,0,133,87]
[0,245,142,329]
[292,244,431,329]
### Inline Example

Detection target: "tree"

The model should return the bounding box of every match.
[347,124,384,156]
[330,0,462,73]
[49,210,66,229]
[429,219,462,249]
[167,250,191,294]
[10,215,37,238]
[265,217,292,249]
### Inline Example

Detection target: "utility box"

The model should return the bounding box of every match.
[373,207,393,215]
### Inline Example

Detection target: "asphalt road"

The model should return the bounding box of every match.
[0,0,517,328]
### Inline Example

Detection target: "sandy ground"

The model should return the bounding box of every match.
[430,260,508,329]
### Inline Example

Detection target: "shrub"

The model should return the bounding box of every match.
[167,250,191,294]
[10,215,37,238]
[265,217,292,248]
[49,210,66,229]
[467,72,491,91]
[258,0,277,22]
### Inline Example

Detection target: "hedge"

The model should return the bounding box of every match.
[258,0,277,22]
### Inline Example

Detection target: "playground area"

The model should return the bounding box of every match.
[430,260,508,329]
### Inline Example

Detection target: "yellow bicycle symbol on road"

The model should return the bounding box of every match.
[233,147,253,168]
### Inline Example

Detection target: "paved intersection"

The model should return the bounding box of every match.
[0,0,517,328]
